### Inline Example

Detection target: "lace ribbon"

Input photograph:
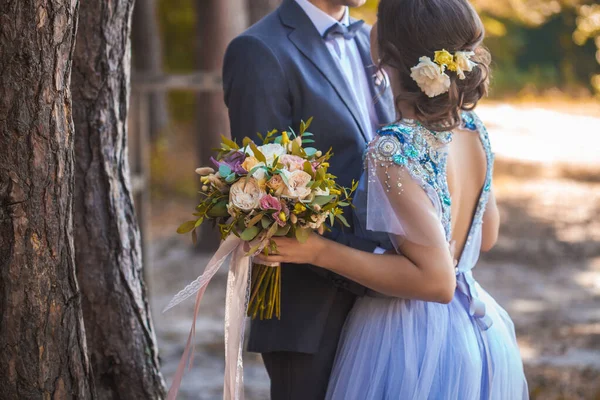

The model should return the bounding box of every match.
[164,235,250,400]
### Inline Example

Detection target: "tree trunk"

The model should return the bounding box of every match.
[0,1,96,398]
[194,0,248,251]
[132,0,170,139]
[71,1,166,399]
[247,0,281,25]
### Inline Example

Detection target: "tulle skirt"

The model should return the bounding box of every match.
[326,281,528,400]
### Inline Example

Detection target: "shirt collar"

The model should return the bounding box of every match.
[295,0,350,37]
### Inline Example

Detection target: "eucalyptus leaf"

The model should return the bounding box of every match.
[274,225,291,237]
[241,226,261,241]
[225,173,236,183]
[295,227,311,243]
[219,164,232,177]
[207,201,229,218]
[304,147,317,157]
[261,217,272,230]
[312,195,334,206]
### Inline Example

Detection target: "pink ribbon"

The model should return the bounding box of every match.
[163,235,250,400]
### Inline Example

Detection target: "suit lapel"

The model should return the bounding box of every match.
[353,29,396,127]
[279,0,369,141]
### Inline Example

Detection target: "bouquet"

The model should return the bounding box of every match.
[177,118,357,320]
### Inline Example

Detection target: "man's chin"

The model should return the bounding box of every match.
[345,0,368,8]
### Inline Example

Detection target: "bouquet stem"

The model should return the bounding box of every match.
[248,263,281,320]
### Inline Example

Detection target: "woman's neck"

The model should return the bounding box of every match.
[387,69,418,120]
[308,0,346,21]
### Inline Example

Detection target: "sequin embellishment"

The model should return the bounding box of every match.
[367,111,494,243]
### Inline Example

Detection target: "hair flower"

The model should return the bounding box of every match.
[454,51,476,80]
[434,49,455,71]
[410,56,451,98]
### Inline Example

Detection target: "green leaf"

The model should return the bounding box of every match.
[302,139,315,144]
[207,201,229,217]
[295,227,311,243]
[303,161,315,178]
[241,226,261,241]
[300,120,306,135]
[291,139,306,157]
[225,173,236,183]
[192,229,198,244]
[312,195,334,206]
[274,225,291,237]
[304,147,317,157]
[304,116,314,131]
[261,217,272,230]
[177,220,197,234]
[267,220,279,237]
[247,212,265,228]
[221,135,239,150]
[250,141,266,163]
[301,132,314,137]
[194,218,204,228]
[338,201,350,207]
[336,214,351,228]
[219,164,232,177]
[243,137,253,147]
[316,167,325,181]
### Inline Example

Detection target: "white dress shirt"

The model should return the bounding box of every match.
[296,0,386,255]
[295,0,378,141]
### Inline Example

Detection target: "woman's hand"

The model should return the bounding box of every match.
[254,233,328,266]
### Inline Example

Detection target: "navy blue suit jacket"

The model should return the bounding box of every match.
[223,0,395,354]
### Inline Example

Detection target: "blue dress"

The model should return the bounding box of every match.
[326,113,528,400]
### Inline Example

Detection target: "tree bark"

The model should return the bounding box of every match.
[132,0,170,139]
[247,0,281,25]
[194,0,248,251]
[71,1,166,399]
[0,1,96,398]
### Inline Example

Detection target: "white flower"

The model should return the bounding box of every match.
[454,51,476,80]
[245,143,287,167]
[281,170,312,200]
[314,187,330,196]
[251,162,267,180]
[229,178,265,212]
[410,56,451,98]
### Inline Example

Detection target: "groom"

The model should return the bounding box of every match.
[223,0,394,398]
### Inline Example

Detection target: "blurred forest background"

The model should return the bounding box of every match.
[133,1,600,399]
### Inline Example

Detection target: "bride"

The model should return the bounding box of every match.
[256,0,529,398]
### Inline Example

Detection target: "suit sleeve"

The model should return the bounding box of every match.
[223,34,372,296]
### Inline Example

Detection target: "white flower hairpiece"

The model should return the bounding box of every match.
[410,49,477,98]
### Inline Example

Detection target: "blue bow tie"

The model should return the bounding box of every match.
[323,20,365,41]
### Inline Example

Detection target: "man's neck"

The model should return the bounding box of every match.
[308,0,346,21]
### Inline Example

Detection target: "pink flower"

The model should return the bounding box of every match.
[260,194,282,212]
[273,204,290,227]
[280,155,306,172]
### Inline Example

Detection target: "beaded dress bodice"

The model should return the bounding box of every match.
[364,111,494,250]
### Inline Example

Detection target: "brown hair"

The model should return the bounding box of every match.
[377,0,491,131]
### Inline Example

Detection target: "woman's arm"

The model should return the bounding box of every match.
[257,234,456,304]
[481,189,499,252]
